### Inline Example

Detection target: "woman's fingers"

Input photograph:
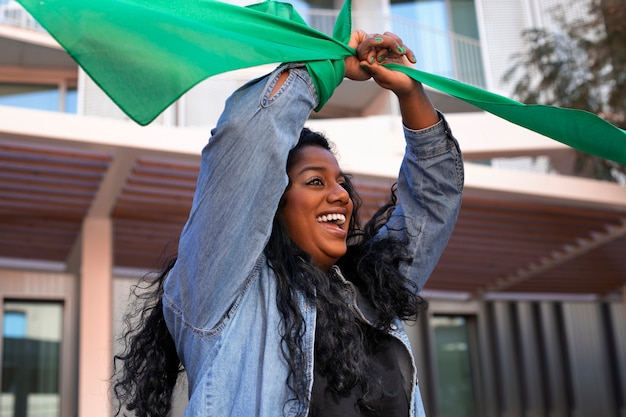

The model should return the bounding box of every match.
[382,32,417,64]
[346,30,416,81]
[355,32,411,64]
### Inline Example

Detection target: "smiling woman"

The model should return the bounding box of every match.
[113,30,464,417]
[280,136,355,271]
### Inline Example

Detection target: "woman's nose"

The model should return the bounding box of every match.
[328,182,350,204]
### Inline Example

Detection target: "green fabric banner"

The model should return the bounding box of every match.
[16,0,626,165]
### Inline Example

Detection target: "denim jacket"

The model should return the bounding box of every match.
[163,64,464,417]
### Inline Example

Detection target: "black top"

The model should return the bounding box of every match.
[309,332,410,417]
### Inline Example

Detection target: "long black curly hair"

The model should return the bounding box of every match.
[112,256,181,417]
[112,127,426,417]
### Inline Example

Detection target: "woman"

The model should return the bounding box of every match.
[114,30,464,417]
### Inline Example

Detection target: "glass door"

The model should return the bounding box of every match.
[1,300,63,417]
[431,315,476,417]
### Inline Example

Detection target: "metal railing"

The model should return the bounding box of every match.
[304,9,486,88]
[0,0,485,88]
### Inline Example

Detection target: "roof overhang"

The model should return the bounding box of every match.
[1,100,625,300]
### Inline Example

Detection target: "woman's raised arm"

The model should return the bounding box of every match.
[165,65,317,330]
[357,33,464,291]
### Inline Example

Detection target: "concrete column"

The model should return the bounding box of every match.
[348,0,396,116]
[351,0,391,34]
[78,216,113,417]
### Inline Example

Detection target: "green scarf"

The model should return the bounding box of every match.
[16,0,626,165]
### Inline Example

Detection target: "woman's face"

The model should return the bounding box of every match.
[280,145,354,270]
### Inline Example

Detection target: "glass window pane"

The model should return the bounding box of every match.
[2,313,26,339]
[0,84,77,113]
[2,300,63,417]
[390,0,454,78]
[389,0,484,86]
[450,0,479,39]
[432,315,476,417]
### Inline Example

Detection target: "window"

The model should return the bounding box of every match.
[390,0,479,39]
[431,315,477,417]
[389,0,485,86]
[2,312,26,338]
[2,300,63,417]
[0,84,77,113]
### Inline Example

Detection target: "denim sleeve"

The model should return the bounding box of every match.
[168,65,318,330]
[378,114,464,292]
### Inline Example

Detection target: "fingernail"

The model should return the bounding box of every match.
[360,64,369,71]
[374,37,383,42]
[397,46,406,53]
[369,56,375,64]
[378,55,385,62]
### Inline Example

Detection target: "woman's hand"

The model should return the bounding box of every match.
[356,32,418,95]
[345,31,416,93]
[344,30,371,81]
[344,30,439,130]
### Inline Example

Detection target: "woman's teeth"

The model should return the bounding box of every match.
[316,213,346,226]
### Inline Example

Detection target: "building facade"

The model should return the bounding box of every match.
[1,0,625,416]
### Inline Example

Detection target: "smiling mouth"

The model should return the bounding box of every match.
[316,213,346,226]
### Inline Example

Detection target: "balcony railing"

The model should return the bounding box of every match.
[304,9,486,88]
[1,0,485,88]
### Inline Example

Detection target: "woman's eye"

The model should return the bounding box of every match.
[307,178,324,186]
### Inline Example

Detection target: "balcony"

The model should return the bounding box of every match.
[305,8,485,89]
[1,0,485,89]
